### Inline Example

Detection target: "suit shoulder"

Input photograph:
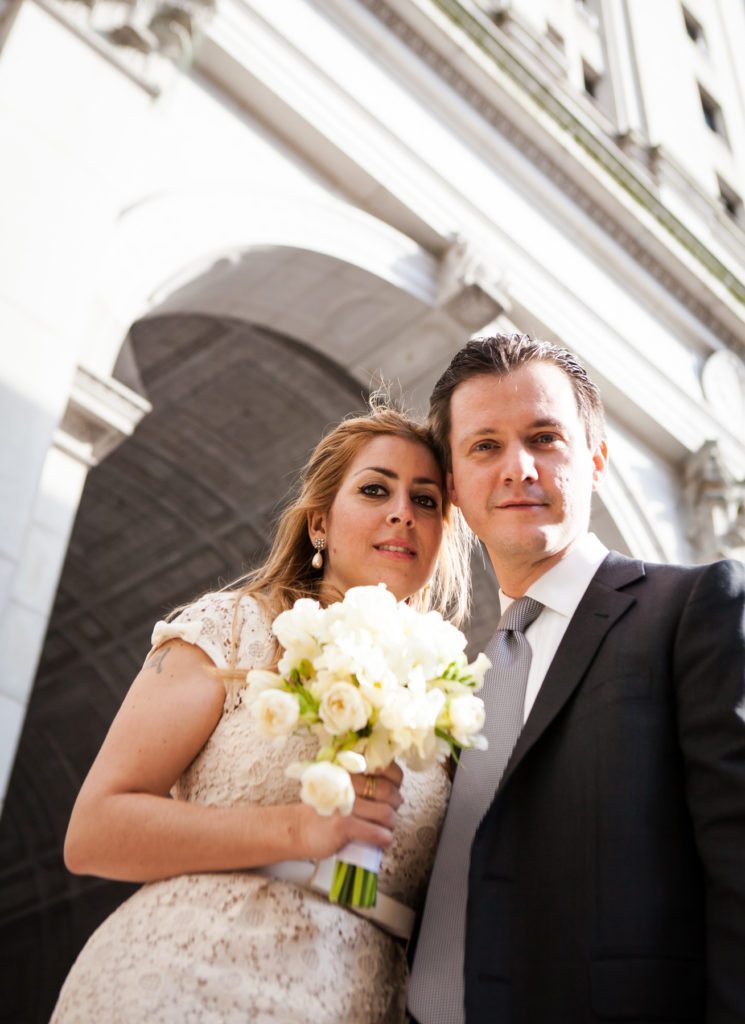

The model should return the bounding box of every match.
[638,557,745,607]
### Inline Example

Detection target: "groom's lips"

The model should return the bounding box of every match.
[496,500,547,509]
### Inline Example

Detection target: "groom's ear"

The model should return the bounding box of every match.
[446,471,459,507]
[591,439,608,490]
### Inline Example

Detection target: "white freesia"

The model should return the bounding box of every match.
[335,750,366,773]
[252,689,300,738]
[361,723,398,773]
[300,762,355,816]
[448,693,487,747]
[273,597,325,674]
[379,688,446,759]
[245,668,284,699]
[466,652,491,691]
[319,682,370,734]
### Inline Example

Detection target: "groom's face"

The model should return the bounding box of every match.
[446,362,607,580]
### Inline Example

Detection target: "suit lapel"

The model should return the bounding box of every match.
[497,552,645,793]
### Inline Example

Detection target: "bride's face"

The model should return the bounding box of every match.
[315,435,444,603]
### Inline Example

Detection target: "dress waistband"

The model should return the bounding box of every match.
[259,857,415,941]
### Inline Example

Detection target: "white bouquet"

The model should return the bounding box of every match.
[245,584,490,908]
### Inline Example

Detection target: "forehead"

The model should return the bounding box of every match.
[449,363,581,433]
[344,434,442,479]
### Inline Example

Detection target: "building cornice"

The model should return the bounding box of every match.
[359,0,745,348]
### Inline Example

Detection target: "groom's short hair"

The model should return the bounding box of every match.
[429,332,606,466]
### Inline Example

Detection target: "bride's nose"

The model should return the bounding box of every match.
[386,503,414,528]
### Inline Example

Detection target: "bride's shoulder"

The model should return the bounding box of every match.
[190,590,275,640]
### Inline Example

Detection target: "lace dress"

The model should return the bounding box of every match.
[51,593,451,1024]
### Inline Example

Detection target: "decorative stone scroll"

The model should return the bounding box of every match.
[438,236,511,332]
[55,0,215,66]
[683,439,745,563]
[55,365,152,467]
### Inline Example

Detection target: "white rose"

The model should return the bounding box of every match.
[300,762,355,816]
[335,750,367,773]
[448,694,487,747]
[251,689,300,738]
[319,682,370,734]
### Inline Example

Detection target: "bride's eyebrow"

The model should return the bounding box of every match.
[353,467,441,487]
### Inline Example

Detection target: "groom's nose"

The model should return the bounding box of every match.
[501,443,538,484]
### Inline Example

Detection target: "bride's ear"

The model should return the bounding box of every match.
[307,510,327,545]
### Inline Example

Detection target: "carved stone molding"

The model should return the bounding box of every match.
[54,365,152,467]
[701,349,745,440]
[683,439,745,563]
[438,236,511,331]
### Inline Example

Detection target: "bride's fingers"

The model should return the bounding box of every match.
[345,816,395,849]
[377,761,403,788]
[353,795,398,830]
[352,774,402,810]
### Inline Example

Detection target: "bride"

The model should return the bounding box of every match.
[51,402,471,1023]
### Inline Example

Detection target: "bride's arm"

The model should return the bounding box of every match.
[64,639,401,883]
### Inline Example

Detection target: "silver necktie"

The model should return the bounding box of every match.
[408,596,545,1024]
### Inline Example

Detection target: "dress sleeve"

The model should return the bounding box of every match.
[149,592,247,671]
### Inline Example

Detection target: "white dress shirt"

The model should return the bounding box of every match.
[498,532,609,723]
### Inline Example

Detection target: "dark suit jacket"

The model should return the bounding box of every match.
[464,552,745,1024]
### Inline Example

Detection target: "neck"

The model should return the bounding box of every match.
[492,536,584,598]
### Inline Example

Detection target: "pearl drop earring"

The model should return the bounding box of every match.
[311,537,325,570]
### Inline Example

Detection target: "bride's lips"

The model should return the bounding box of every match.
[374,540,416,559]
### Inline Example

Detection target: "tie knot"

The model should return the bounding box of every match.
[497,595,544,634]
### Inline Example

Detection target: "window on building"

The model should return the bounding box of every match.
[575,0,600,30]
[698,85,728,141]
[682,6,706,48]
[546,23,565,51]
[718,176,743,224]
[583,61,600,99]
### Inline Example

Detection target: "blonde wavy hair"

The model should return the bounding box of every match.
[203,398,473,683]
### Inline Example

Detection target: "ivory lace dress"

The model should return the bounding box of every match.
[51,593,451,1024]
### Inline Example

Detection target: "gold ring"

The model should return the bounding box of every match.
[363,775,376,800]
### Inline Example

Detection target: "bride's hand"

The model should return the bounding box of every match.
[294,762,404,861]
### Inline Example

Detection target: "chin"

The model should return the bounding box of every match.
[496,529,550,557]
[380,573,426,603]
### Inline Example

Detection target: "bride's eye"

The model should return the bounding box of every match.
[414,493,439,509]
[359,483,388,497]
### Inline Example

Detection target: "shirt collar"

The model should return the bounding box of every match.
[499,532,608,620]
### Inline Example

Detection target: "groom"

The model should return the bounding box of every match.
[408,333,745,1023]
